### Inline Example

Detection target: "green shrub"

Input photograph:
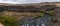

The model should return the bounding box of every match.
[0,16,16,26]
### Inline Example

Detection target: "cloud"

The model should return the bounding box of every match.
[0,0,60,4]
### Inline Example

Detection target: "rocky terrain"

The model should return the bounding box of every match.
[0,2,60,26]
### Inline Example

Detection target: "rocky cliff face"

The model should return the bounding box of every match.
[0,2,57,19]
[0,2,60,26]
[0,2,56,12]
[1,2,60,12]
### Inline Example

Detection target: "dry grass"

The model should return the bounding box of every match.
[56,3,60,7]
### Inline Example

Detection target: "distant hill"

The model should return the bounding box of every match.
[0,2,60,6]
[0,2,58,12]
[0,2,60,12]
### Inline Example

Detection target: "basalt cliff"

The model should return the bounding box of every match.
[0,2,60,26]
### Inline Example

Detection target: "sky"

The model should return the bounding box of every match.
[0,0,60,4]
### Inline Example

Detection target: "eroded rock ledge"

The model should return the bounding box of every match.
[0,2,59,12]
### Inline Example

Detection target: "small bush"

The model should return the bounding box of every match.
[0,16,16,26]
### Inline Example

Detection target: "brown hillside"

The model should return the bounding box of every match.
[0,2,60,26]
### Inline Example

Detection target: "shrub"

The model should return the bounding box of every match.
[0,16,16,26]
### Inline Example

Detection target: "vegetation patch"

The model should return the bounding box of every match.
[0,15,16,26]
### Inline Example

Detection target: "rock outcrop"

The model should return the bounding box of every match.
[0,2,60,26]
[0,2,57,12]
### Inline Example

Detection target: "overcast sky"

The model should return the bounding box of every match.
[0,0,60,4]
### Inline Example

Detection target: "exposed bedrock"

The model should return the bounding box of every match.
[0,5,56,12]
